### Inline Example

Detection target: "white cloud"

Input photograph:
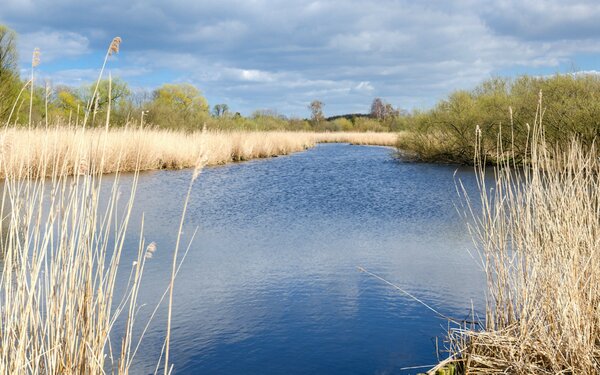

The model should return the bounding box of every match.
[229,68,276,82]
[3,0,600,115]
[354,81,374,92]
[18,30,89,64]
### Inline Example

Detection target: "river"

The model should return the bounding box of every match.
[116,143,486,374]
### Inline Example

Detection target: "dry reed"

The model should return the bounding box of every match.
[0,123,203,374]
[0,34,207,375]
[0,128,398,178]
[0,137,130,372]
[453,94,600,373]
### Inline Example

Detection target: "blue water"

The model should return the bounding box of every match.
[116,143,486,374]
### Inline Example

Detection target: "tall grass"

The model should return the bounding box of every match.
[0,128,398,177]
[313,131,400,146]
[453,94,600,373]
[0,36,201,374]
[0,128,195,373]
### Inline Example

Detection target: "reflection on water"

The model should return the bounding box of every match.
[107,144,485,374]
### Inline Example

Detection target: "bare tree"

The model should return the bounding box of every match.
[371,97,399,120]
[370,97,385,120]
[309,100,324,125]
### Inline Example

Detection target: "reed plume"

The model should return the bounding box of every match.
[84,36,122,128]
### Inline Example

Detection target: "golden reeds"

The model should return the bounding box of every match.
[0,128,398,178]
[0,122,206,374]
[454,94,600,373]
[0,34,205,374]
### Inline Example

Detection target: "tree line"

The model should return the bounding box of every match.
[0,25,404,132]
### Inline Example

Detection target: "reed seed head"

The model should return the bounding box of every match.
[32,48,41,68]
[109,37,122,55]
[145,241,157,259]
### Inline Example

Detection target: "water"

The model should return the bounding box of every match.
[115,143,486,374]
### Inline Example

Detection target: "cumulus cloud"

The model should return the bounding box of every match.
[1,0,600,115]
[18,30,89,63]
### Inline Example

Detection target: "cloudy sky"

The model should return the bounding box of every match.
[1,0,600,117]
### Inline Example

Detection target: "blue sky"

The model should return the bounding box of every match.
[2,0,600,117]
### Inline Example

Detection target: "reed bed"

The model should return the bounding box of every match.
[0,128,398,178]
[313,131,399,146]
[0,132,196,373]
[0,37,200,374]
[453,97,600,373]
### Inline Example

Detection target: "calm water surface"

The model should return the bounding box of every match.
[115,143,486,374]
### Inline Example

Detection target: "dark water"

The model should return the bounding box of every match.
[116,143,486,374]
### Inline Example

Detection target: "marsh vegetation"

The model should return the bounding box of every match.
[428,95,600,374]
[1,20,599,375]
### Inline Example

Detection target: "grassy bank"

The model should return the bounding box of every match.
[0,127,398,178]
[445,101,600,373]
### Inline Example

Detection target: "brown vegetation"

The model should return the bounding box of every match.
[0,126,201,373]
[451,96,600,373]
[0,128,398,178]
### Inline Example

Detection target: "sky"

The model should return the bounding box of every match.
[1,0,600,117]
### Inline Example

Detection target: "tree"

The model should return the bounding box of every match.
[212,103,229,117]
[54,86,85,121]
[384,103,399,118]
[73,78,133,126]
[370,98,385,120]
[147,83,209,129]
[0,25,20,122]
[370,97,399,121]
[87,78,131,111]
[309,100,324,126]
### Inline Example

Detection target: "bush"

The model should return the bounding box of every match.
[399,74,600,164]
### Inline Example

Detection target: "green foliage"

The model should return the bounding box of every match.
[0,25,20,122]
[212,103,229,117]
[147,83,210,130]
[332,118,353,131]
[352,117,390,132]
[84,78,132,126]
[399,74,600,164]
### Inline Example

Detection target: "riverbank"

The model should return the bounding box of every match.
[0,128,398,178]
[434,105,600,373]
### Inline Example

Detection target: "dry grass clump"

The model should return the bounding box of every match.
[312,131,399,146]
[0,128,398,178]
[454,96,600,373]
